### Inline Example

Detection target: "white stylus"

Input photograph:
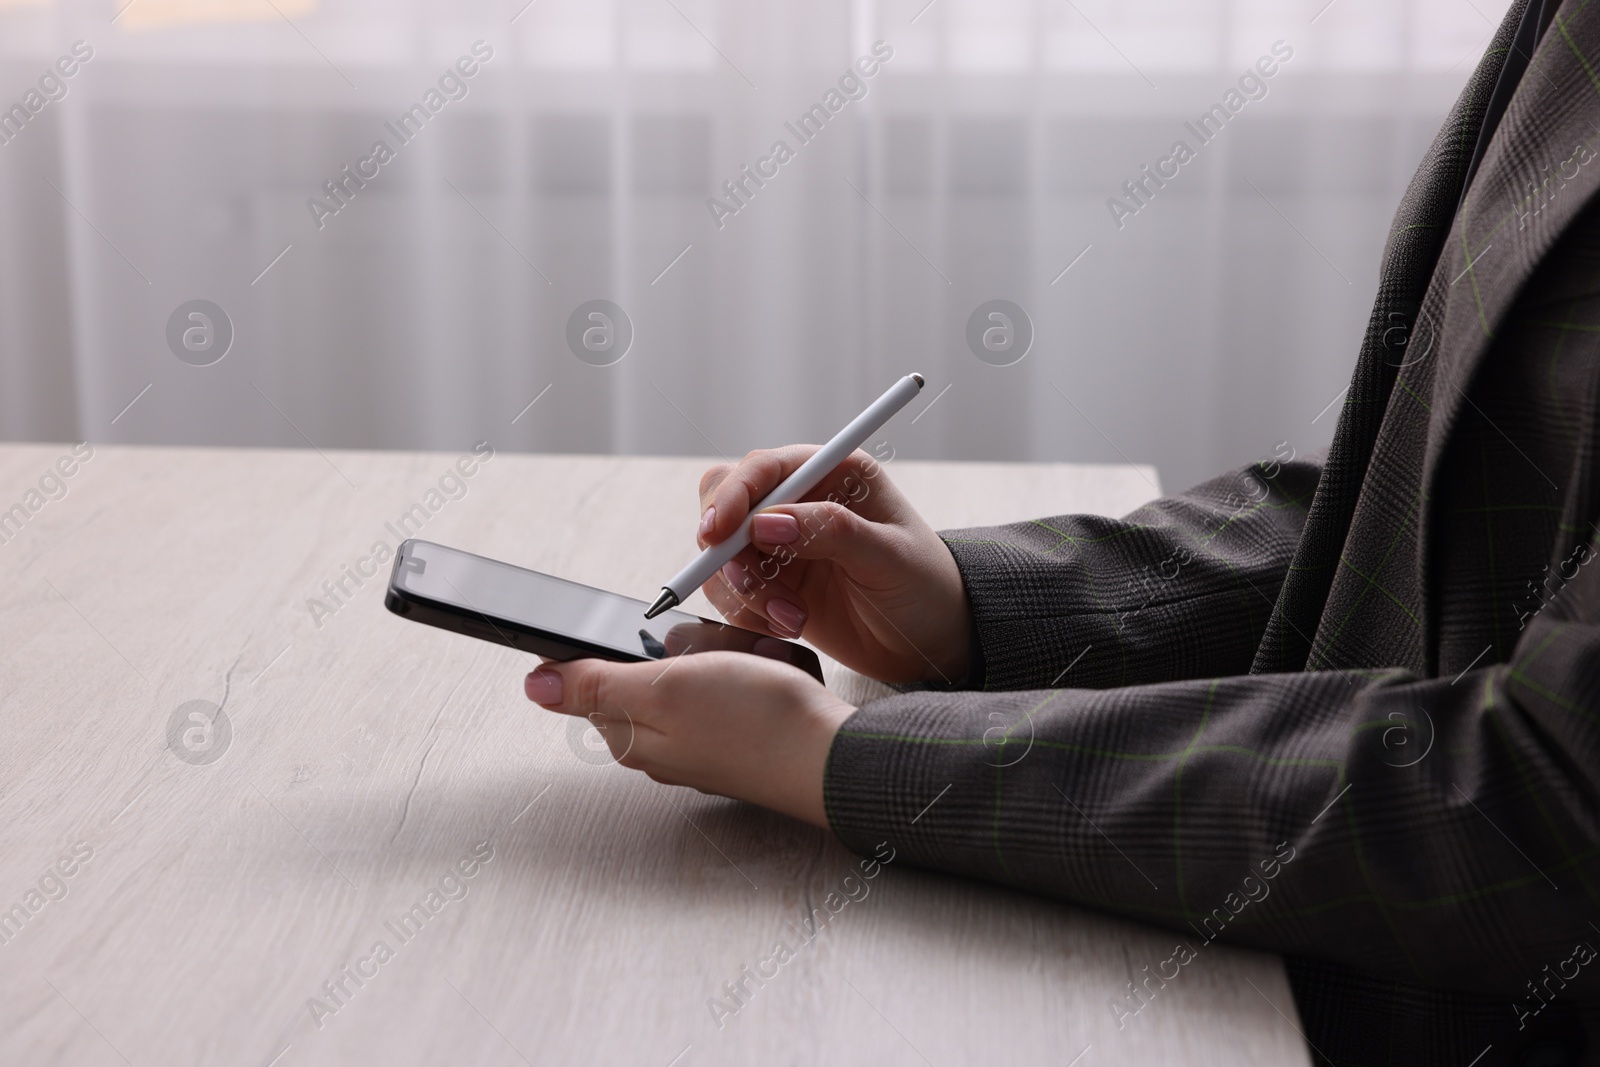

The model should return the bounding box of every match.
[643,372,925,619]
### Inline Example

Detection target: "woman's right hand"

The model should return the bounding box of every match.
[695,446,973,685]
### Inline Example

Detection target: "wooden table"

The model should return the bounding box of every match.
[0,444,1311,1066]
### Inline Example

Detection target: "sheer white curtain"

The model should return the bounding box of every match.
[0,0,1509,490]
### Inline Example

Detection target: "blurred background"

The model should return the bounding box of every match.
[0,0,1510,493]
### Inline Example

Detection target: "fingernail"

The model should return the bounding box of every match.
[751,512,800,544]
[721,559,750,593]
[699,506,716,538]
[525,669,563,705]
[767,598,806,635]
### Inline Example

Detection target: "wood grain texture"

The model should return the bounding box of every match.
[0,444,1309,1067]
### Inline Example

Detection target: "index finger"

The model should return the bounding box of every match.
[697,445,876,547]
[698,446,819,535]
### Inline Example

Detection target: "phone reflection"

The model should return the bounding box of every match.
[650,622,822,680]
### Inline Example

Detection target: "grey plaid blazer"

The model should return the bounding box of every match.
[825,2,1600,1063]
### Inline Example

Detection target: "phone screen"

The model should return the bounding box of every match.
[393,540,707,660]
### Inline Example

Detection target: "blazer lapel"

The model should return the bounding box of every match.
[1418,0,1600,662]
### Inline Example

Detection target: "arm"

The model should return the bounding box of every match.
[688,445,1320,689]
[825,603,1600,1001]
[944,451,1321,691]
[524,598,1600,999]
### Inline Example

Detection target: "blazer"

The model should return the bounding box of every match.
[825,1,1600,1063]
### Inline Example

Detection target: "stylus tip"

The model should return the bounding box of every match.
[911,372,925,387]
[643,589,679,620]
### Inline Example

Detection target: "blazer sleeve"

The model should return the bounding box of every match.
[824,601,1600,1001]
[941,453,1321,692]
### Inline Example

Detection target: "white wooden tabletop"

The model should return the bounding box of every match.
[0,443,1310,1067]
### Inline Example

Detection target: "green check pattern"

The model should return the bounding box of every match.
[824,2,1600,1063]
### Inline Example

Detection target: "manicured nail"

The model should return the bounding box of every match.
[721,559,750,593]
[525,669,563,705]
[766,598,806,636]
[699,506,716,538]
[751,512,800,544]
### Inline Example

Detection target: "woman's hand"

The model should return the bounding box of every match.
[695,446,972,684]
[524,652,854,828]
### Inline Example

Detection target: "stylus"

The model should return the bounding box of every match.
[643,373,926,619]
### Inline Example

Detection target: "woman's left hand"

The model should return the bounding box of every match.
[523,651,856,828]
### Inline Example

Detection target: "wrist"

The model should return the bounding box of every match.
[787,697,854,829]
[927,540,976,684]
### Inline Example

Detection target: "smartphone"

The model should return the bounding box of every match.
[385,539,825,683]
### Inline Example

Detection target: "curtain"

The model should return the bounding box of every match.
[0,0,1509,491]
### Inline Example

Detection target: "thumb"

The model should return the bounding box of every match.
[525,658,622,718]
[749,501,905,573]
